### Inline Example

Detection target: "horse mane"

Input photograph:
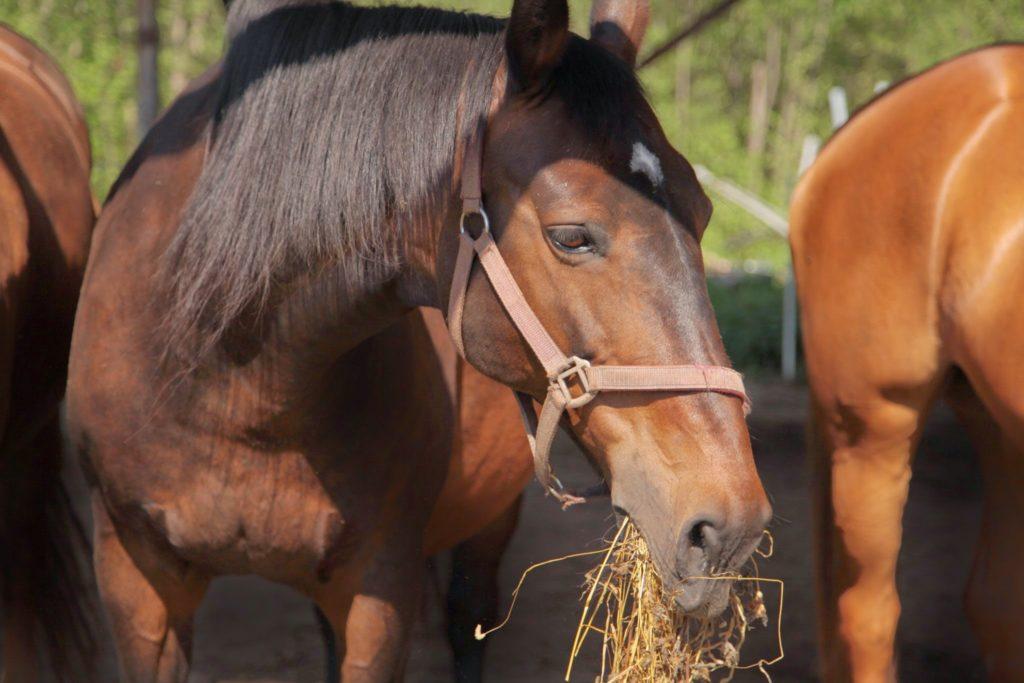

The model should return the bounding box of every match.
[159,0,646,368]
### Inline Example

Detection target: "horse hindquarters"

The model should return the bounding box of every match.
[0,43,94,677]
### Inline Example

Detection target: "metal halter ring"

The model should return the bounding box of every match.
[553,356,598,409]
[459,207,491,239]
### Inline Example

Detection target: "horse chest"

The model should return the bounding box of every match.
[121,446,359,582]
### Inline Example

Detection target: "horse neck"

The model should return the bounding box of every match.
[211,198,458,405]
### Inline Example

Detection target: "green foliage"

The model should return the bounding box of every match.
[0,0,224,196]
[708,275,787,375]
[643,0,1024,272]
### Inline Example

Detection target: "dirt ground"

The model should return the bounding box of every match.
[80,380,986,682]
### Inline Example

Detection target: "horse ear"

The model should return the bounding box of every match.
[506,0,569,92]
[589,0,649,67]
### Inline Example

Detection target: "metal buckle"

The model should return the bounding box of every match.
[459,207,490,239]
[553,356,597,409]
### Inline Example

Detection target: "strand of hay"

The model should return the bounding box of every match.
[474,547,610,641]
[565,520,784,682]
[475,522,783,683]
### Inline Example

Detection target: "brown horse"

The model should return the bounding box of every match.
[0,23,95,683]
[65,0,770,680]
[791,44,1024,683]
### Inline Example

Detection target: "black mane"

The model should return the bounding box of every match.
[160,0,646,367]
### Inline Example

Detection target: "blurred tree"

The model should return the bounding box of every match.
[138,0,160,135]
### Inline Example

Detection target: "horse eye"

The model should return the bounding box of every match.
[547,226,594,254]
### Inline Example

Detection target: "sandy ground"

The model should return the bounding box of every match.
[76,380,986,681]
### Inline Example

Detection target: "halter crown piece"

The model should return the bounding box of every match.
[446,121,750,508]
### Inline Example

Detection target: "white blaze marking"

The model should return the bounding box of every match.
[629,141,664,187]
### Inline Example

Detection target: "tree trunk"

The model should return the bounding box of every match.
[137,0,160,138]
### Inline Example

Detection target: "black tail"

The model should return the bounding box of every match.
[314,605,340,683]
[1,414,95,681]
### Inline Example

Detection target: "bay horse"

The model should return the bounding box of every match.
[791,44,1024,682]
[0,23,95,682]
[65,0,770,680]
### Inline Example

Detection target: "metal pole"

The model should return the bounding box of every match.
[781,135,821,381]
[828,86,849,129]
[137,0,160,138]
[782,275,797,380]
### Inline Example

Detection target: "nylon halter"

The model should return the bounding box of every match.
[446,121,750,507]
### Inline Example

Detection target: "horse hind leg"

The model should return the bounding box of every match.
[808,376,943,683]
[446,495,523,683]
[91,494,208,683]
[946,369,1024,681]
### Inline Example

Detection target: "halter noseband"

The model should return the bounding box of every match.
[446,121,750,508]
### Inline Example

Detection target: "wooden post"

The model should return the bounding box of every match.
[137,0,160,138]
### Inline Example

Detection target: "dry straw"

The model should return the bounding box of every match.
[477,520,783,683]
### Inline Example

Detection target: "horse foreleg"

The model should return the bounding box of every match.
[446,495,523,683]
[91,495,208,683]
[316,548,422,683]
[810,392,933,683]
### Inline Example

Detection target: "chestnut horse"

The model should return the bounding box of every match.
[791,44,1024,683]
[0,23,95,682]
[65,0,770,680]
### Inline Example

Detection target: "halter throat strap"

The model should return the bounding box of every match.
[446,121,750,508]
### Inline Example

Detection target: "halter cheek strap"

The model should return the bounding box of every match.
[446,122,750,508]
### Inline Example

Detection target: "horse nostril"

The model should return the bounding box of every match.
[676,518,723,579]
[688,520,711,549]
[687,519,724,554]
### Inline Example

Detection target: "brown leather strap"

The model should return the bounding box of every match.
[472,230,568,376]
[461,118,485,215]
[447,118,751,507]
[447,232,474,359]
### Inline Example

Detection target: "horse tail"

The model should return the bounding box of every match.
[1,412,96,681]
[806,393,839,674]
[313,605,340,683]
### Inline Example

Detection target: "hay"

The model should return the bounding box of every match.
[565,521,783,682]
[476,520,783,683]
